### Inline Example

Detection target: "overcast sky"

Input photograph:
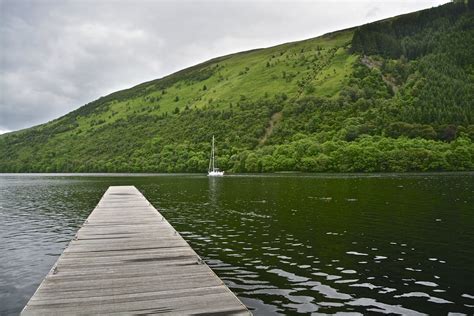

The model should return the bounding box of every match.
[0,0,449,134]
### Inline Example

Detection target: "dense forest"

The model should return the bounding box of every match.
[1,1,473,173]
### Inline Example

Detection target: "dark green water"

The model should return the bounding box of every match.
[1,173,473,315]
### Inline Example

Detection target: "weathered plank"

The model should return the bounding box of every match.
[22,185,250,315]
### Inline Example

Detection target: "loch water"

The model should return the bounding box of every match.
[0,173,473,315]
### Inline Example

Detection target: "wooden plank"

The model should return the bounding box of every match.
[22,185,250,315]
[27,286,231,306]
[23,293,250,315]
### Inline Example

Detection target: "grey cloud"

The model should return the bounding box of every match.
[366,6,380,18]
[0,0,449,133]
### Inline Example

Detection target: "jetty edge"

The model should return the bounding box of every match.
[22,185,250,315]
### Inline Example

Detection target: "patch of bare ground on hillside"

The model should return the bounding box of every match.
[361,55,399,93]
[259,111,282,145]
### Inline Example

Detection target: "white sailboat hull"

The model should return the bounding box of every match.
[208,170,224,177]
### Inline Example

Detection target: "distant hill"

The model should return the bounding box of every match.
[1,1,473,172]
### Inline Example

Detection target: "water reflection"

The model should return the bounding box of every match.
[208,176,223,205]
[1,173,474,315]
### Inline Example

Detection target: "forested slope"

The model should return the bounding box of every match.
[1,1,473,172]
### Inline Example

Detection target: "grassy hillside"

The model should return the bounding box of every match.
[1,1,474,173]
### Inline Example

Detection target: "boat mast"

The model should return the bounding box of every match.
[208,152,212,172]
[212,135,215,171]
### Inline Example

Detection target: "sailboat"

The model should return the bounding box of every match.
[208,135,224,177]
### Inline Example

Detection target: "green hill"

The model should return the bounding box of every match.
[1,1,474,173]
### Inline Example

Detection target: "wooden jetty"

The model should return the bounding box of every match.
[22,186,250,315]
